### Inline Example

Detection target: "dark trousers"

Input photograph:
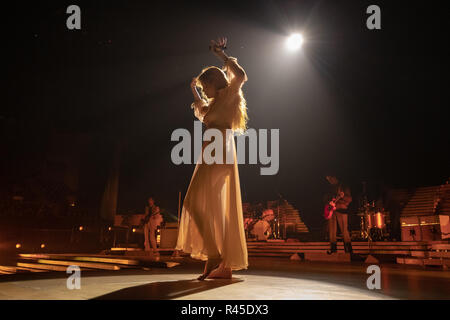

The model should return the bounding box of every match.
[329,211,351,243]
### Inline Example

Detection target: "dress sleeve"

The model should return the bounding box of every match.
[223,57,248,92]
[191,99,209,122]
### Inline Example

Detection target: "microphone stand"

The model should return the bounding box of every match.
[276,193,284,240]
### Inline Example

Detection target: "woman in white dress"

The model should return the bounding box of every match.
[176,37,248,280]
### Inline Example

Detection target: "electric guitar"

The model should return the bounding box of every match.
[324,191,345,220]
[140,206,161,226]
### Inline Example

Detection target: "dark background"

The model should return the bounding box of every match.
[2,0,449,229]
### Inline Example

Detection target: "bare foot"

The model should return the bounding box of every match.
[207,265,232,279]
[197,257,222,281]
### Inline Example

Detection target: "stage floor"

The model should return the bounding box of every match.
[0,257,449,300]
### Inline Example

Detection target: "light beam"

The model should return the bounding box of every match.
[286,33,304,51]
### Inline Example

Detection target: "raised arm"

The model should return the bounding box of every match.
[223,56,247,89]
[190,77,209,121]
[210,37,247,89]
[191,77,202,102]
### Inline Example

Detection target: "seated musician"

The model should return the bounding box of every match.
[324,175,353,254]
[143,197,163,255]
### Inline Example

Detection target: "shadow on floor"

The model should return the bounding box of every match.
[93,278,244,300]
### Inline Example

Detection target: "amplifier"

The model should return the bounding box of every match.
[400,215,442,241]
[439,215,450,240]
[160,227,179,248]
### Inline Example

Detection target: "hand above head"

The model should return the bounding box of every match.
[210,37,227,52]
[210,37,229,61]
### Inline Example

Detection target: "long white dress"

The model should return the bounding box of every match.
[175,57,248,271]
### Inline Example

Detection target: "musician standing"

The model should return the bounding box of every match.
[324,175,353,254]
[143,197,163,255]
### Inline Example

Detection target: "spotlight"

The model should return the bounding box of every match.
[132,228,136,233]
[41,244,46,249]
[79,226,83,231]
[286,33,304,51]
[16,243,21,249]
[108,227,112,231]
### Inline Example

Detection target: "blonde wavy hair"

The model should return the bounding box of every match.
[195,66,248,134]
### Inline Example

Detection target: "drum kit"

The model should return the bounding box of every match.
[355,181,387,241]
[244,203,284,240]
[357,200,388,241]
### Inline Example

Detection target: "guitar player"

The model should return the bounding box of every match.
[324,175,353,254]
[143,197,163,255]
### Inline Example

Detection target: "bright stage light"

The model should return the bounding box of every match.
[286,33,304,51]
